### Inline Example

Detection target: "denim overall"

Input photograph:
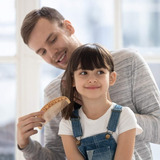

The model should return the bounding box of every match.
[70,104,122,160]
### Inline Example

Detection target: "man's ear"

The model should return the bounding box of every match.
[63,20,75,34]
[109,71,117,86]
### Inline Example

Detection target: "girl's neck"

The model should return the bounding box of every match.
[82,98,112,120]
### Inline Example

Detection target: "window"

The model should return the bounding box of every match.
[122,0,160,91]
[41,0,114,50]
[122,0,160,56]
[0,0,16,159]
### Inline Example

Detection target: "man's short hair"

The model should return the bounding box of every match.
[21,7,65,44]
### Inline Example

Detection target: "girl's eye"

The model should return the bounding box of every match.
[97,70,104,74]
[80,71,87,75]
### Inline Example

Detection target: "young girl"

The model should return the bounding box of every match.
[58,43,142,160]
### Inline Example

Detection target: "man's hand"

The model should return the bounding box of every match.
[17,111,45,149]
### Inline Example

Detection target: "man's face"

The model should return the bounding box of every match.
[28,18,80,69]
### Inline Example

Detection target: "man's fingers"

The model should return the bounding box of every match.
[18,111,44,121]
[22,122,43,133]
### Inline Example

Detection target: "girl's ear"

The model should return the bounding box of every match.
[109,71,117,86]
[63,20,75,34]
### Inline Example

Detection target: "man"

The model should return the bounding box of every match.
[17,7,160,160]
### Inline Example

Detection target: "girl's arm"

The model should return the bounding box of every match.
[61,135,84,160]
[114,128,136,160]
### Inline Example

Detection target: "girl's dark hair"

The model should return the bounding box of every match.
[61,43,114,119]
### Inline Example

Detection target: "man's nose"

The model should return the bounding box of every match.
[46,46,57,59]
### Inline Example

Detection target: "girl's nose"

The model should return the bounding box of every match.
[88,78,97,83]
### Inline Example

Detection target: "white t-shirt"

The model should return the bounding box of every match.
[58,103,143,142]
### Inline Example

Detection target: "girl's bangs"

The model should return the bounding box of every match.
[77,51,107,71]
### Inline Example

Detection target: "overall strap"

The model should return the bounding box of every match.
[107,104,122,132]
[70,108,83,138]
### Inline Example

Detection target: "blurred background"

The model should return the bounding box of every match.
[0,0,160,159]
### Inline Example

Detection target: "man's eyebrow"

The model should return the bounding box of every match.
[36,33,54,54]
[46,33,54,42]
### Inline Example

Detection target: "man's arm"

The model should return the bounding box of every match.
[19,113,65,160]
[43,113,66,159]
[17,111,58,160]
[111,48,160,144]
[18,74,66,160]
[21,138,55,159]
[131,51,160,143]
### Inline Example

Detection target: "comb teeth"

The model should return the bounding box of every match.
[40,96,70,112]
[38,96,70,128]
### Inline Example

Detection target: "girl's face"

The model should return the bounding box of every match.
[73,67,116,100]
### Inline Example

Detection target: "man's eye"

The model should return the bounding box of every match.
[40,50,46,56]
[51,37,57,43]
